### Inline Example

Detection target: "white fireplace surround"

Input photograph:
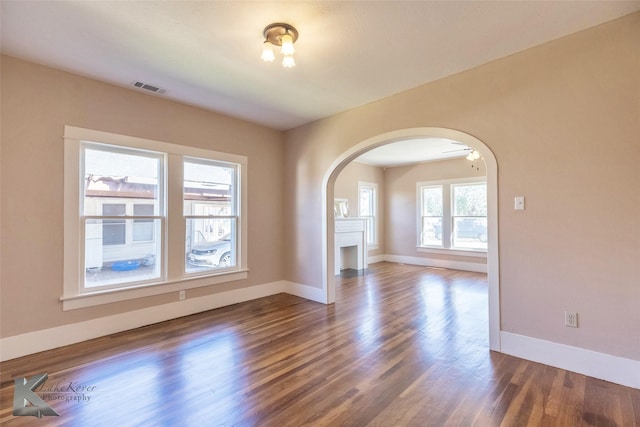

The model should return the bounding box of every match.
[335,218,368,275]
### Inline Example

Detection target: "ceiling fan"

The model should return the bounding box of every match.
[442,142,482,166]
[442,143,473,154]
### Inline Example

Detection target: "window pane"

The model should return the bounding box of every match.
[84,148,159,215]
[453,184,487,216]
[102,204,125,245]
[422,187,443,216]
[184,161,234,215]
[452,183,487,250]
[421,217,443,246]
[365,217,375,245]
[133,204,154,242]
[81,144,164,290]
[85,219,161,288]
[421,186,443,247]
[359,185,376,245]
[452,217,487,250]
[185,218,236,273]
[359,188,373,216]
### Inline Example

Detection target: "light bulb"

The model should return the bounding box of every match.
[261,41,275,62]
[282,53,295,68]
[281,33,295,55]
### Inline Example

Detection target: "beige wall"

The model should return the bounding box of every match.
[334,161,384,257]
[384,157,487,267]
[0,56,285,338]
[284,14,640,360]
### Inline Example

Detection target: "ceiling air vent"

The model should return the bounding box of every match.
[132,81,166,94]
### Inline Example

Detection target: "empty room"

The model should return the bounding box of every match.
[1,1,639,425]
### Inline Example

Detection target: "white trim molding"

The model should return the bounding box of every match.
[501,332,640,390]
[1,280,324,361]
[384,254,487,274]
[416,247,487,258]
[368,254,385,264]
[284,281,327,304]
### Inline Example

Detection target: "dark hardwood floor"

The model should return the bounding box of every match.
[1,262,639,426]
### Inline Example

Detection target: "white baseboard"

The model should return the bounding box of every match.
[1,280,317,361]
[501,332,640,390]
[368,255,385,264]
[284,281,327,303]
[384,254,487,273]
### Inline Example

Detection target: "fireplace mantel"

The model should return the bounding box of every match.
[335,218,368,275]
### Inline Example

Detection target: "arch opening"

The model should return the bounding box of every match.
[321,127,500,351]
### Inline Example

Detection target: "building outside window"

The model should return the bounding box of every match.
[133,204,155,242]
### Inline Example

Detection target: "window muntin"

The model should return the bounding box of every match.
[358,182,378,246]
[82,144,164,289]
[184,159,238,274]
[419,179,486,252]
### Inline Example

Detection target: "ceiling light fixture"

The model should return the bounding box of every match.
[261,23,298,68]
[466,149,481,171]
[466,150,481,161]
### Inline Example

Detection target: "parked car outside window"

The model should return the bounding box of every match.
[187,234,232,268]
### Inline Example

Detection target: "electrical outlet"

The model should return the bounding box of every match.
[179,290,186,301]
[565,311,578,328]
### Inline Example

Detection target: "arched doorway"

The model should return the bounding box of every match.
[322,127,500,351]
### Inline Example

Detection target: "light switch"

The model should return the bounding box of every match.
[514,196,525,210]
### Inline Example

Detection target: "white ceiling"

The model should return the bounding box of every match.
[2,1,639,165]
[355,138,473,167]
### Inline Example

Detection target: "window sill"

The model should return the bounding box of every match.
[61,269,248,311]
[416,247,487,258]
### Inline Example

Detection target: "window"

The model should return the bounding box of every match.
[184,159,237,273]
[452,183,487,250]
[358,182,378,247]
[83,145,163,289]
[418,178,487,252]
[64,126,247,310]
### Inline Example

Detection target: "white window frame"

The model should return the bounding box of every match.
[63,126,248,310]
[417,177,487,257]
[183,157,239,275]
[358,181,378,249]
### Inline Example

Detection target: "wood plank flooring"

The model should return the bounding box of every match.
[1,262,639,426]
